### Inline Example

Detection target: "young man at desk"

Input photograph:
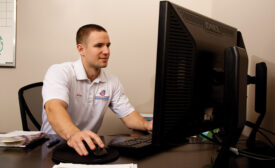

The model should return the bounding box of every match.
[41,24,153,156]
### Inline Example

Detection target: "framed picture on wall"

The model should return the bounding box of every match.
[0,0,16,67]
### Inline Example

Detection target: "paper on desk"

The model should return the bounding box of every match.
[53,163,138,168]
[140,113,153,121]
[0,130,45,147]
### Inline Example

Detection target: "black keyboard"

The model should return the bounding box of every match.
[109,134,152,149]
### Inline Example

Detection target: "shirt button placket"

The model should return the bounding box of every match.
[88,83,94,102]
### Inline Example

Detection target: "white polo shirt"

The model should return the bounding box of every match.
[41,59,135,134]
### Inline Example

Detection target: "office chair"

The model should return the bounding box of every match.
[18,82,43,131]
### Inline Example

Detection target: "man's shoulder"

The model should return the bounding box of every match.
[47,61,75,74]
[44,61,77,82]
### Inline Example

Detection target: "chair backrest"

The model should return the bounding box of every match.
[18,82,43,131]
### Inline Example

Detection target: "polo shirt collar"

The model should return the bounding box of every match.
[94,70,107,83]
[73,59,88,80]
[73,59,107,83]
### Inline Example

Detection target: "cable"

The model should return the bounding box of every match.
[230,147,275,161]
[199,132,275,161]
[239,153,274,161]
[210,130,223,144]
[258,129,275,149]
[240,149,274,159]
[199,133,221,145]
[245,120,275,148]
[258,126,275,137]
[246,121,275,137]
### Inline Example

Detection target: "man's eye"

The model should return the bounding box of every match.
[95,43,103,47]
[94,43,111,48]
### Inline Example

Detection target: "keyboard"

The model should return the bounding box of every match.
[109,134,152,149]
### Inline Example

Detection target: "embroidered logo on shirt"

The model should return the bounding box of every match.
[76,93,82,97]
[100,90,105,96]
[95,90,109,100]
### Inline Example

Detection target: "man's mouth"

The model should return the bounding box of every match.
[100,58,108,62]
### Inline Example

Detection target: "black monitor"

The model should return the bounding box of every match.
[152,1,248,151]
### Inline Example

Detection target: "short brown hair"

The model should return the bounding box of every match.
[76,24,107,45]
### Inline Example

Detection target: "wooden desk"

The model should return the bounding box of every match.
[0,134,265,168]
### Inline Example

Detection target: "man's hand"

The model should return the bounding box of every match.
[121,111,153,132]
[145,120,153,131]
[45,100,104,156]
[67,130,104,156]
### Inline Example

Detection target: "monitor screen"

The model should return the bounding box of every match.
[152,1,248,147]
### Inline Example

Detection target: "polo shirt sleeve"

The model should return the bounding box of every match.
[109,78,135,118]
[42,64,70,106]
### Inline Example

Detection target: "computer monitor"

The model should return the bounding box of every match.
[152,1,248,149]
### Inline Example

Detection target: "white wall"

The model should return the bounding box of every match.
[3,0,273,142]
[0,0,212,133]
[212,0,275,142]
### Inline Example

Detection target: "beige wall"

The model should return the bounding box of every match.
[0,0,212,133]
[212,0,275,142]
[2,0,273,141]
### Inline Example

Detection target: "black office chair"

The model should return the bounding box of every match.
[18,82,43,131]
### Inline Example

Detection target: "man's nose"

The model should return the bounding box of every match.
[102,46,110,55]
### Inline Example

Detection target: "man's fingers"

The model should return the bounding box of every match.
[76,140,88,156]
[83,135,96,150]
[71,145,83,156]
[86,131,104,148]
[67,134,88,156]
[67,139,87,156]
[148,120,153,131]
[66,130,105,156]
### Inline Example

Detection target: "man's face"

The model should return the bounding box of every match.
[78,31,111,69]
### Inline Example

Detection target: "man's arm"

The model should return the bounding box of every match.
[45,99,104,156]
[120,110,153,131]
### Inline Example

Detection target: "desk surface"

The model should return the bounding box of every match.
[0,134,261,168]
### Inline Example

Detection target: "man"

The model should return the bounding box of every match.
[41,24,152,156]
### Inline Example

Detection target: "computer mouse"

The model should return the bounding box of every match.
[83,141,108,157]
[92,144,109,156]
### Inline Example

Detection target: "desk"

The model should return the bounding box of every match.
[0,134,264,168]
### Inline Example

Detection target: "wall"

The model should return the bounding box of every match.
[0,0,212,133]
[3,0,273,141]
[212,0,275,142]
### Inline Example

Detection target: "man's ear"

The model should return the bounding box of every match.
[77,44,85,56]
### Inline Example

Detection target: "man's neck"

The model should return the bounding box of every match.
[81,59,100,82]
[86,69,100,82]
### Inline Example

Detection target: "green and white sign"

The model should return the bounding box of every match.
[0,36,3,53]
[0,0,16,67]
